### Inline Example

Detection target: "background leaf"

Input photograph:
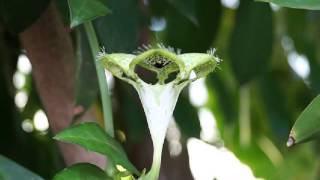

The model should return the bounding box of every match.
[165,0,222,52]
[53,163,111,180]
[67,0,111,28]
[54,122,139,175]
[288,95,320,146]
[228,0,273,85]
[94,0,142,53]
[257,0,320,10]
[0,155,44,180]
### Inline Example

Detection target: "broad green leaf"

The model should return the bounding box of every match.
[166,0,221,52]
[228,0,273,85]
[67,0,111,28]
[53,163,111,180]
[287,95,320,147]
[0,0,50,33]
[0,155,44,180]
[257,0,320,10]
[94,0,141,53]
[54,122,140,175]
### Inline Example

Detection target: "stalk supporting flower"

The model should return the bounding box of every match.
[98,45,220,179]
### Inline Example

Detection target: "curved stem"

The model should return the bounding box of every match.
[83,22,114,137]
[84,22,115,174]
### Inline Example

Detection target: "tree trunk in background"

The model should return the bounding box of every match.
[19,2,105,168]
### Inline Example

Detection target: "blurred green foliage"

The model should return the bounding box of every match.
[0,0,320,179]
[53,163,112,180]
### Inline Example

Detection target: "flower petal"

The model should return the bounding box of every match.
[178,53,219,81]
[99,53,137,80]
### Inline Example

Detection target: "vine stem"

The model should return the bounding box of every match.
[84,22,116,175]
[83,22,114,137]
[239,84,251,147]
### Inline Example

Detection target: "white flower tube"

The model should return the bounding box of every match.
[98,45,220,180]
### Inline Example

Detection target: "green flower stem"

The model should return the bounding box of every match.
[83,22,114,137]
[83,22,115,173]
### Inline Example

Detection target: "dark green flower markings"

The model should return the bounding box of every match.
[98,45,220,179]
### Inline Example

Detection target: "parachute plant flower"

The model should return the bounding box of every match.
[98,45,220,180]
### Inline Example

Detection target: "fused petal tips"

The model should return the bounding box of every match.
[97,46,220,85]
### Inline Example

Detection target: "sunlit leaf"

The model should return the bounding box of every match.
[287,95,320,146]
[229,0,273,85]
[54,122,140,175]
[0,155,44,180]
[67,0,111,28]
[53,163,111,180]
[257,0,320,10]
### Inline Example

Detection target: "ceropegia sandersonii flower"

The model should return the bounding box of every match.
[98,44,220,180]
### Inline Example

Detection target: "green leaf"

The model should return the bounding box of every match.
[165,0,222,52]
[53,163,111,180]
[0,0,50,33]
[228,0,273,85]
[257,0,320,10]
[287,95,320,147]
[0,155,44,180]
[67,0,111,28]
[94,0,142,53]
[54,122,139,175]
